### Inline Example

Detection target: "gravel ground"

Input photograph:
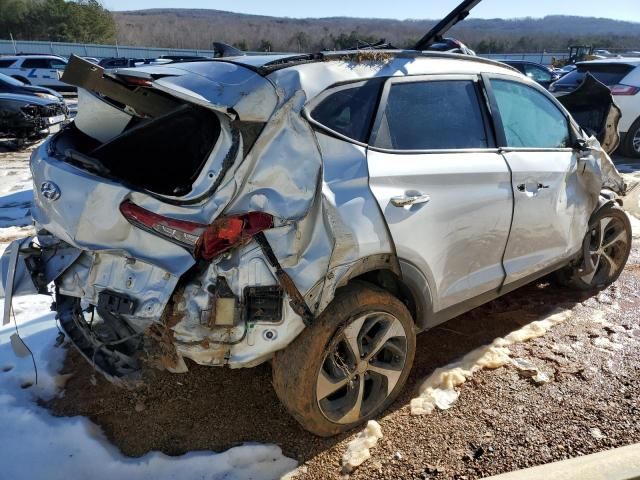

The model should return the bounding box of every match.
[3,130,640,479]
[45,254,640,479]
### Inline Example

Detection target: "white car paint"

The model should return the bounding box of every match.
[0,55,68,89]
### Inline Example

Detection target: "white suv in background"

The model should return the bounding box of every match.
[550,58,640,158]
[0,55,70,91]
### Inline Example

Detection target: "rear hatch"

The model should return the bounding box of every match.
[54,55,278,200]
[551,62,635,93]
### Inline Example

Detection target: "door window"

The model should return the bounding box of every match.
[491,79,570,148]
[373,80,489,150]
[21,58,51,69]
[523,64,552,83]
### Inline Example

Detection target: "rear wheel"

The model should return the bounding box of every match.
[272,283,416,436]
[557,204,632,290]
[621,117,640,158]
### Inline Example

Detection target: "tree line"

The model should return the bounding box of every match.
[113,10,640,54]
[2,3,639,55]
[1,0,116,44]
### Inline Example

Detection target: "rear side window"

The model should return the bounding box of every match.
[555,63,634,88]
[49,59,67,70]
[310,80,383,143]
[577,63,634,86]
[491,79,570,148]
[0,60,16,68]
[374,80,489,150]
[21,58,52,69]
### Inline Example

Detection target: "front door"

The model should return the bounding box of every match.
[487,77,592,286]
[367,75,513,313]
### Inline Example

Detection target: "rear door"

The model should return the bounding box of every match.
[486,76,591,286]
[367,75,513,313]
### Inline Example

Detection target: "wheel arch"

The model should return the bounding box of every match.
[335,256,433,332]
[11,75,30,84]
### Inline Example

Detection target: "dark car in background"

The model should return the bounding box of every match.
[500,60,560,89]
[0,73,66,109]
[0,92,68,143]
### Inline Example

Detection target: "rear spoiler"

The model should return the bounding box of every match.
[414,0,482,51]
[61,55,179,118]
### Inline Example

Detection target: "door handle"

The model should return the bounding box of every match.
[517,183,549,193]
[391,194,431,207]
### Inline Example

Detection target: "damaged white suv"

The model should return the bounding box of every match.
[1,52,631,436]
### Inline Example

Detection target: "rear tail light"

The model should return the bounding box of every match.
[610,84,640,96]
[120,201,273,260]
[117,75,152,87]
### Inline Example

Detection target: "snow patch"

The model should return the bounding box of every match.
[410,309,572,415]
[0,295,298,480]
[341,420,383,473]
[592,336,624,351]
[629,213,640,239]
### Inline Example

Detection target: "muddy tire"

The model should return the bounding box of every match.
[556,204,632,290]
[272,283,416,437]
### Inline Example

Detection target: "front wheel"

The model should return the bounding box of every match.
[272,283,416,437]
[557,204,632,290]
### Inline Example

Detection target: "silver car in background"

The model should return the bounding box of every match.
[0,51,631,436]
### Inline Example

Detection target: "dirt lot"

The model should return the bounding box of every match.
[3,137,640,479]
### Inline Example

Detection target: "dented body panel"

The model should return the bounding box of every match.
[0,51,626,380]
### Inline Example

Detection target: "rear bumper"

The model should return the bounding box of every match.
[0,235,82,324]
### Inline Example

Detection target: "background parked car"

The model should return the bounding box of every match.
[0,55,70,91]
[0,73,67,112]
[98,57,173,69]
[500,60,560,89]
[0,92,68,142]
[550,58,640,158]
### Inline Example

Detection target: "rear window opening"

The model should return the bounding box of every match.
[55,104,221,196]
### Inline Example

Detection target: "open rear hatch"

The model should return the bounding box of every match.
[556,73,622,154]
[57,55,277,199]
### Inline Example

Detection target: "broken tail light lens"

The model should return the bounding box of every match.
[195,211,273,261]
[119,201,273,260]
[610,84,640,96]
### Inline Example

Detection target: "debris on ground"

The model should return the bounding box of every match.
[410,309,572,415]
[341,420,383,474]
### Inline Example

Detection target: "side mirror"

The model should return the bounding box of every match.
[572,137,590,153]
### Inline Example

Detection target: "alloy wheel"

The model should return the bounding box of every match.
[316,312,408,424]
[580,215,630,286]
[633,127,640,154]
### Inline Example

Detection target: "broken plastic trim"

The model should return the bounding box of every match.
[254,232,314,326]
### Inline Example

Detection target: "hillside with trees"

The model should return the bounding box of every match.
[113,9,640,53]
[0,0,116,43]
[2,2,639,54]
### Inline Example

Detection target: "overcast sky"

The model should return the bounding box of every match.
[103,0,640,22]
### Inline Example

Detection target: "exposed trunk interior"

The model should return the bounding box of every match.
[54,104,221,196]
